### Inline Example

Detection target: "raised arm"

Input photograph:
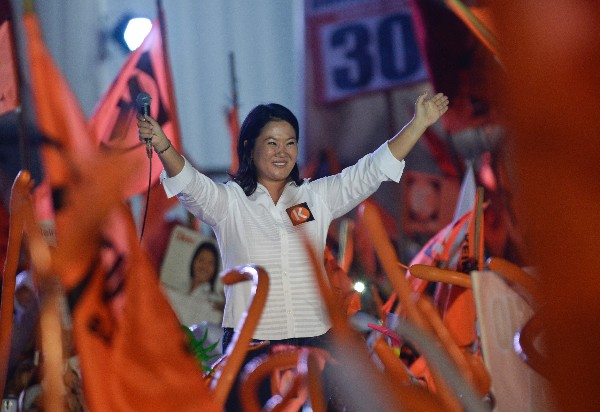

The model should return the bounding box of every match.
[387,92,449,161]
[137,114,185,177]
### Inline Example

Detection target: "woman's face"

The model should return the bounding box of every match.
[191,248,217,290]
[252,120,298,188]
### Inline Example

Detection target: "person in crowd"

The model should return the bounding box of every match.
[7,270,39,381]
[138,92,449,408]
[163,241,224,327]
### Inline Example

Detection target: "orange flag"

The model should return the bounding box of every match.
[0,0,18,115]
[89,17,181,198]
[23,11,95,232]
[68,206,218,411]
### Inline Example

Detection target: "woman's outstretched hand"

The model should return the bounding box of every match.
[414,92,450,127]
[386,92,450,161]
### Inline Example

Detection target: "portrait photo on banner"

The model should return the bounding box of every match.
[160,224,222,293]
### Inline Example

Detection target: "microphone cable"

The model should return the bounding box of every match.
[136,91,154,245]
[139,150,152,245]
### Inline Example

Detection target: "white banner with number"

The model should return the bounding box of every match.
[306,0,427,103]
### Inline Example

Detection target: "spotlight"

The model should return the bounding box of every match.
[112,15,152,52]
[353,281,366,294]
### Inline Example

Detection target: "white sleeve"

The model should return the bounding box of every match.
[310,142,405,219]
[160,157,198,198]
[160,157,230,226]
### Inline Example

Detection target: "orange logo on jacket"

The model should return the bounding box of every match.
[286,202,314,226]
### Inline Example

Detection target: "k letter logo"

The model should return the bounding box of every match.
[286,202,315,226]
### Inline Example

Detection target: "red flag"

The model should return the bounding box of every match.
[0,0,18,115]
[90,18,181,198]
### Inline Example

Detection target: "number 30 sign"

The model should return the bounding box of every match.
[306,0,427,103]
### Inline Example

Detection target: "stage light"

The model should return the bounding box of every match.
[123,17,152,50]
[112,15,152,52]
[353,281,366,294]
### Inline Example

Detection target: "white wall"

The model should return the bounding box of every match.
[33,0,304,171]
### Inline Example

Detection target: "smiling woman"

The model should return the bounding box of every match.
[230,103,303,201]
[137,92,449,409]
[251,121,298,203]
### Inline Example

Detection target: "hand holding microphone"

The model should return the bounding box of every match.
[136,92,153,159]
[136,92,171,157]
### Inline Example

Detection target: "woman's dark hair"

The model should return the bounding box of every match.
[229,103,303,196]
[189,241,220,292]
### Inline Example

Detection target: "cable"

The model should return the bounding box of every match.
[139,154,152,245]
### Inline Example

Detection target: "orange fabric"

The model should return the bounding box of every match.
[70,208,218,411]
[441,287,477,347]
[0,2,18,115]
[23,12,96,233]
[23,13,93,184]
[409,356,435,392]
[24,12,218,409]
[493,2,600,409]
[89,19,181,198]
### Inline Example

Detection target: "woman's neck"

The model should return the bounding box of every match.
[260,180,287,205]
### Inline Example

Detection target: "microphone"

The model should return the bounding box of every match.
[136,92,153,158]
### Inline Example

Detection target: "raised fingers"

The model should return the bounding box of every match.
[432,93,449,111]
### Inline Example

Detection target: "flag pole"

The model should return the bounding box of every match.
[9,0,31,172]
[474,186,484,270]
[444,0,501,62]
[228,51,240,174]
[156,0,182,153]
[154,0,198,234]
[229,52,238,113]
